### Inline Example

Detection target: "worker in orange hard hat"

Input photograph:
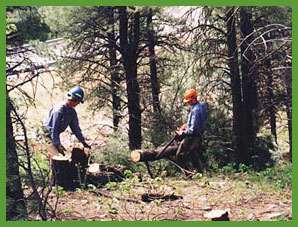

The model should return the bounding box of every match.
[175,89,207,172]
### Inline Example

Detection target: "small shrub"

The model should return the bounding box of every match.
[192,172,203,180]
[95,131,139,172]
[260,164,292,190]
[251,135,275,171]
[105,182,117,191]
[220,163,236,174]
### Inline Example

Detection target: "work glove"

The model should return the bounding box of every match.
[180,124,187,131]
[57,144,66,156]
[175,132,186,142]
[82,142,92,149]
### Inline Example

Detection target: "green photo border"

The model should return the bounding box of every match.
[1,0,296,225]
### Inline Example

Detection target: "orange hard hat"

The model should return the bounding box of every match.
[183,89,198,103]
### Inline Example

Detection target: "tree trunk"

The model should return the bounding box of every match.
[265,58,277,144]
[147,9,161,115]
[226,7,246,165]
[107,6,121,131]
[240,6,257,164]
[119,7,142,150]
[285,60,292,162]
[131,145,178,163]
[6,95,27,220]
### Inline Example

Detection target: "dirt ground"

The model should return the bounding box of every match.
[44,174,292,221]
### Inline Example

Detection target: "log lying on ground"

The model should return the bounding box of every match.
[140,193,183,203]
[131,145,178,163]
[86,163,127,186]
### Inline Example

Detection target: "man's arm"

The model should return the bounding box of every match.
[69,111,85,143]
[184,112,198,136]
[69,114,92,149]
[50,111,62,147]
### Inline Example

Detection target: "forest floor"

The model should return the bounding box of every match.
[43,171,292,221]
[11,72,292,221]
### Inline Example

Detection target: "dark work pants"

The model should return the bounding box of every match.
[177,135,203,172]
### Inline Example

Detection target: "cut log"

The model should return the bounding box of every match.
[86,164,127,187]
[131,145,178,163]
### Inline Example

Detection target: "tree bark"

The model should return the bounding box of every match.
[6,95,27,220]
[240,6,258,164]
[107,6,121,131]
[119,7,142,150]
[226,7,246,165]
[147,9,161,115]
[131,145,178,163]
[285,60,292,162]
[265,58,277,144]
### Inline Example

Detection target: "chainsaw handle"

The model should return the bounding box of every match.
[156,135,177,159]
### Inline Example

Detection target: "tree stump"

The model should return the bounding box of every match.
[71,147,90,184]
[51,155,77,191]
[50,147,89,191]
[50,147,127,189]
[131,145,179,163]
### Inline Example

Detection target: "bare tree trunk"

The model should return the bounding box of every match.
[6,95,27,220]
[240,6,257,165]
[285,60,292,162]
[265,59,278,144]
[107,6,121,131]
[147,9,161,115]
[119,7,142,150]
[226,7,246,165]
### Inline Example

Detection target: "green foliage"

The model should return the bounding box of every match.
[95,131,140,172]
[222,163,237,174]
[251,135,275,171]
[17,146,51,188]
[56,186,66,195]
[142,116,170,147]
[238,163,253,173]
[192,172,203,180]
[203,104,235,170]
[105,182,117,191]
[123,170,133,178]
[260,164,292,190]
[14,7,52,42]
[38,6,77,38]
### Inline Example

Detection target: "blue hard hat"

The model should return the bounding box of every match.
[67,86,84,103]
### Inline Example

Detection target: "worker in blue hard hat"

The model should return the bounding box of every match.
[43,86,91,156]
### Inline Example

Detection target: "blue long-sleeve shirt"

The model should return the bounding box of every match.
[44,102,85,147]
[184,101,206,136]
